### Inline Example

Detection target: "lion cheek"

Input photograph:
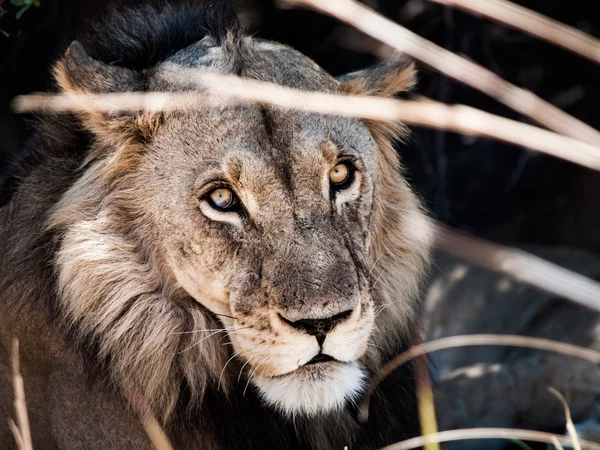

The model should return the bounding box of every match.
[233,335,318,377]
[167,256,232,318]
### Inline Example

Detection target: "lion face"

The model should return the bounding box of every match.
[49,35,432,419]
[146,105,379,414]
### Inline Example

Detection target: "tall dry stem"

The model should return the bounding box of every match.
[428,0,600,64]
[358,334,600,423]
[281,0,600,146]
[10,339,33,450]
[379,427,600,450]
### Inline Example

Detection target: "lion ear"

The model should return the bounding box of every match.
[337,56,416,98]
[338,56,416,141]
[55,41,146,94]
[53,41,159,145]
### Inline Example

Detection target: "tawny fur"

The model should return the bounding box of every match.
[0,4,432,449]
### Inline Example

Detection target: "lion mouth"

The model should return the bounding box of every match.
[267,354,340,379]
[305,353,335,365]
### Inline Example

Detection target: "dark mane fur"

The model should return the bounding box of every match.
[78,1,240,71]
[0,1,239,206]
[0,2,427,449]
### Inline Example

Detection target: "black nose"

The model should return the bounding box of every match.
[279,309,353,344]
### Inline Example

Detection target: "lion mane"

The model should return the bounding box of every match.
[0,2,432,449]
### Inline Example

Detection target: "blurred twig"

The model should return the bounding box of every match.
[10,339,33,450]
[434,223,600,312]
[358,334,600,424]
[548,387,582,450]
[15,75,600,311]
[280,0,600,147]
[428,0,600,64]
[552,437,566,450]
[121,381,174,450]
[13,73,600,171]
[379,427,600,450]
[412,337,440,450]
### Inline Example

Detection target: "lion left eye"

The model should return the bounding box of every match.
[329,163,354,190]
[207,188,237,211]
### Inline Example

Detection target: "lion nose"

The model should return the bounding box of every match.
[279,309,353,345]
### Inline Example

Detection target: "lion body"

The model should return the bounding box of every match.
[0,152,422,447]
[0,2,433,449]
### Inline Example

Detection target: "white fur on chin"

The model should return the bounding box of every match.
[253,361,365,417]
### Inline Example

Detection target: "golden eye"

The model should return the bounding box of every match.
[208,188,235,210]
[329,163,351,186]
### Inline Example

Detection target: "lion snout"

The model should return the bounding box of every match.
[277,308,354,343]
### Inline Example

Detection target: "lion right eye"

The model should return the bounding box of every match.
[207,188,238,211]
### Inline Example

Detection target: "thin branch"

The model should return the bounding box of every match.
[280,0,600,147]
[548,387,582,450]
[141,417,174,450]
[9,420,25,450]
[13,73,600,172]
[11,339,33,450]
[120,379,173,450]
[552,436,566,450]
[379,427,600,450]
[427,0,600,64]
[15,76,600,310]
[434,223,600,312]
[357,334,600,423]
[412,345,440,450]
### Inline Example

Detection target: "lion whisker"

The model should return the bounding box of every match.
[243,364,260,397]
[366,341,386,352]
[370,271,386,291]
[218,350,242,391]
[368,253,385,276]
[237,356,253,382]
[218,333,232,345]
[171,326,250,336]
[374,301,396,318]
[177,327,250,354]
[172,328,227,335]
[213,312,235,320]
[374,302,398,319]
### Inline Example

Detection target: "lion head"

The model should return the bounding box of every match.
[44,4,432,422]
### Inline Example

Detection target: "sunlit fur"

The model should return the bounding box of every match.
[0,4,432,449]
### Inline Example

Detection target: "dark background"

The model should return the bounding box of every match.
[1,0,599,250]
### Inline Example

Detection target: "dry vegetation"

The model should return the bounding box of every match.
[9,0,600,449]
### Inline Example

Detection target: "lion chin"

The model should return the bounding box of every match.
[252,361,366,417]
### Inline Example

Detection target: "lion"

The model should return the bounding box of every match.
[0,2,433,449]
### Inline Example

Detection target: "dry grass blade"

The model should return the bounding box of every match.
[141,417,174,450]
[552,436,567,450]
[121,381,174,450]
[8,420,25,450]
[280,0,600,147]
[10,339,33,450]
[434,223,600,312]
[378,427,600,450]
[358,334,600,423]
[13,75,600,172]
[412,352,440,450]
[428,0,600,64]
[548,387,582,450]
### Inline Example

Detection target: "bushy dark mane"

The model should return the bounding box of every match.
[0,3,430,448]
[0,1,239,206]
[79,1,240,71]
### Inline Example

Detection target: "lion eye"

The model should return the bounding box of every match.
[329,163,353,188]
[208,188,236,211]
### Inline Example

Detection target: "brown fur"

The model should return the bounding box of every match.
[0,4,432,449]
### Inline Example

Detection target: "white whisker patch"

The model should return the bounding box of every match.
[253,362,366,417]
